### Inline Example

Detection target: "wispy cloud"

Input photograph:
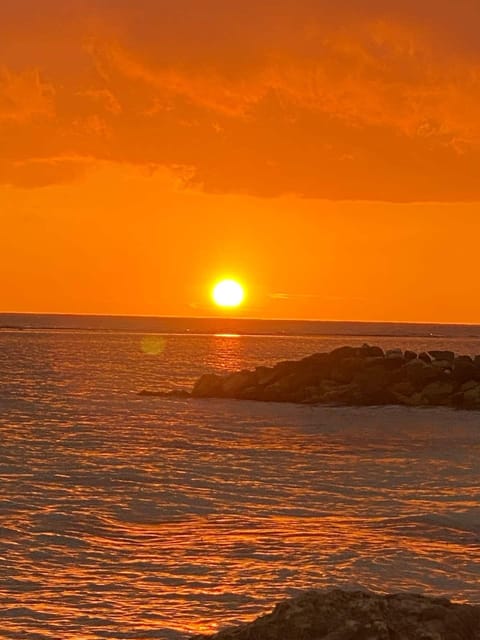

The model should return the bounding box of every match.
[270,293,367,302]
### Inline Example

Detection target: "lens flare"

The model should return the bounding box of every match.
[141,336,166,355]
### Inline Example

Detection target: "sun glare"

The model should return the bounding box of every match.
[212,279,245,308]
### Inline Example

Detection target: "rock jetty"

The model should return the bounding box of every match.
[191,589,480,640]
[191,345,480,409]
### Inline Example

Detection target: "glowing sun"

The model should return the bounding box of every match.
[212,279,245,308]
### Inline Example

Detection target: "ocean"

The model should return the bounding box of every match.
[1,314,479,639]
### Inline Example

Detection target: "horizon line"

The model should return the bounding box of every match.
[1,310,480,328]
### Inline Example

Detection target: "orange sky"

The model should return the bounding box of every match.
[1,1,480,322]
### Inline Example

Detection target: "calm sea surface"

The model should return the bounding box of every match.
[1,320,479,638]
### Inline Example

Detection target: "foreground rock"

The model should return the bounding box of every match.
[191,589,480,640]
[191,345,480,409]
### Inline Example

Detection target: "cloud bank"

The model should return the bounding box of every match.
[1,0,480,200]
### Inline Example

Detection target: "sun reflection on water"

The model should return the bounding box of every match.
[206,334,249,373]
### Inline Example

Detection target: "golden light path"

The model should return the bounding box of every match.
[212,279,245,308]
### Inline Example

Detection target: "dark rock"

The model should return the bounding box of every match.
[451,391,467,407]
[429,349,455,362]
[330,356,365,384]
[254,366,276,386]
[191,589,480,640]
[261,375,297,402]
[222,370,257,395]
[254,360,298,388]
[383,355,406,370]
[391,381,415,397]
[357,388,397,405]
[431,359,453,372]
[402,360,441,388]
[421,381,455,405]
[292,365,329,388]
[461,380,478,392]
[301,386,325,404]
[456,355,474,364]
[329,345,362,361]
[237,385,263,400]
[191,373,224,397]
[364,355,387,368]
[189,345,480,409]
[462,384,480,409]
[386,348,403,358]
[321,383,361,405]
[452,357,478,384]
[300,352,330,366]
[354,365,391,393]
[402,392,424,406]
[359,344,384,358]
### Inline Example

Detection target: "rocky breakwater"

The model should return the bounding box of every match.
[191,589,480,640]
[191,345,480,409]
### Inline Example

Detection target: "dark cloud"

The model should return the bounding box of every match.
[1,0,480,199]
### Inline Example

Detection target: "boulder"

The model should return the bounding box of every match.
[359,344,384,358]
[383,355,406,370]
[419,352,432,364]
[421,381,455,405]
[386,348,403,358]
[287,368,326,391]
[262,375,299,402]
[254,360,300,388]
[461,380,478,392]
[462,384,480,409]
[191,589,480,640]
[429,350,455,362]
[321,383,361,405]
[237,385,263,400]
[222,370,256,395]
[390,381,415,397]
[300,386,325,404]
[192,373,224,397]
[402,360,440,388]
[364,355,387,368]
[354,365,391,394]
[330,356,365,384]
[329,345,361,361]
[402,392,424,406]
[254,366,277,386]
[357,388,397,405]
[431,359,452,370]
[300,352,331,367]
[404,350,417,361]
[452,357,478,384]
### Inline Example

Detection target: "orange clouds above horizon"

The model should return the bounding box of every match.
[2,0,480,201]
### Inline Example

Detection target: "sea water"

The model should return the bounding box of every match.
[0,318,479,638]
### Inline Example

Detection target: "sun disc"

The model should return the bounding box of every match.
[212,279,245,308]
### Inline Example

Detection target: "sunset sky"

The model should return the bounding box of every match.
[2,0,480,323]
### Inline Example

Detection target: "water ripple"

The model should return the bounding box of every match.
[1,332,480,638]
